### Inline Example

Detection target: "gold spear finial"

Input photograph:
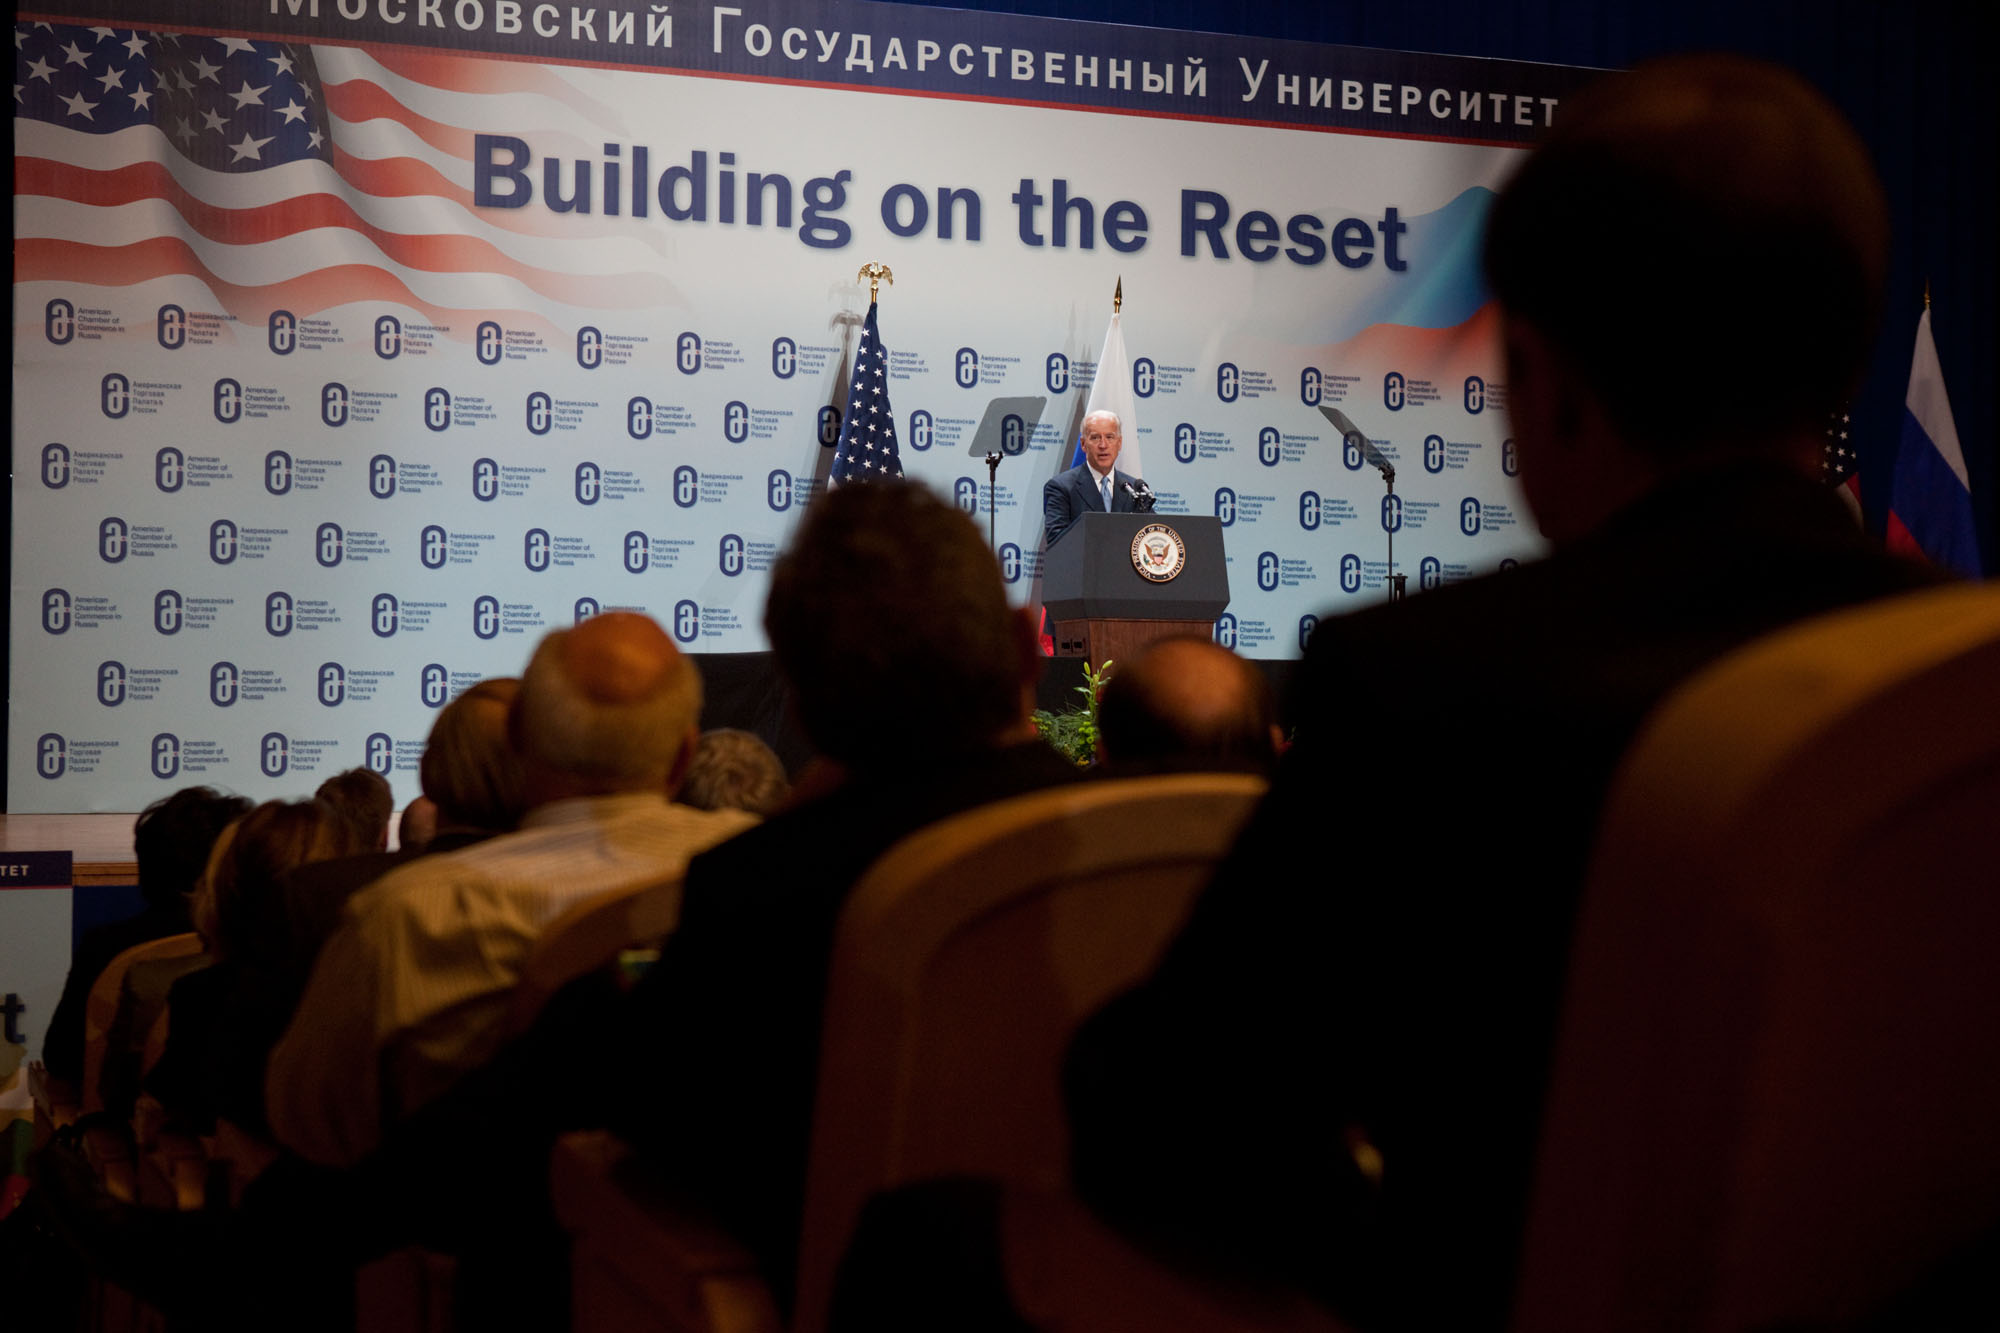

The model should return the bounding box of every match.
[857,262,893,303]
[1113,276,1122,314]
[1924,279,1931,311]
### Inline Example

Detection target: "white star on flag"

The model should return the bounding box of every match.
[828,302,904,486]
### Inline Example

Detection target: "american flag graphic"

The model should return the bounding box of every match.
[828,300,902,484]
[13,19,678,337]
[1821,405,1862,522]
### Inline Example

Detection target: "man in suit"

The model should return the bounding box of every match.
[1043,408,1138,546]
[1064,54,1942,1331]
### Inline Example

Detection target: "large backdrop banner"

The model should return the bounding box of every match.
[11,1,1594,810]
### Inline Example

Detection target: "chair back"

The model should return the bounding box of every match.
[1513,583,2000,1332]
[793,772,1268,1332]
[81,931,204,1115]
[503,879,675,1035]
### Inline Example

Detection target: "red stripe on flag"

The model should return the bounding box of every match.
[18,158,679,307]
[14,235,569,338]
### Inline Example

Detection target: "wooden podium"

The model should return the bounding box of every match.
[1043,513,1232,672]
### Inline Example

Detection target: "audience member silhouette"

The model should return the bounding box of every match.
[607,479,1080,1307]
[147,799,366,1135]
[680,727,793,816]
[313,767,394,853]
[266,616,755,1167]
[43,786,251,1089]
[1065,53,1943,1331]
[275,678,528,982]
[1093,637,1282,774]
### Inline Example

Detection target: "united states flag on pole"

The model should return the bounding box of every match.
[828,301,902,485]
[14,21,676,337]
[1887,307,1982,577]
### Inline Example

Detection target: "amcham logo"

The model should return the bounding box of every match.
[476,320,503,365]
[576,462,602,505]
[269,309,297,354]
[772,336,798,379]
[42,443,71,489]
[42,589,72,635]
[624,531,651,574]
[767,470,793,512]
[210,519,239,565]
[46,298,75,344]
[1212,613,1238,649]
[317,662,347,707]
[420,663,450,708]
[150,733,181,780]
[322,382,349,427]
[213,377,243,424]
[420,525,447,570]
[527,391,553,435]
[266,449,294,495]
[577,326,603,369]
[1045,352,1070,394]
[365,732,395,774]
[472,457,500,502]
[38,734,67,779]
[210,662,240,707]
[1300,367,1322,406]
[369,454,396,499]
[524,528,552,571]
[473,596,500,640]
[371,593,399,638]
[265,591,295,636]
[154,589,184,635]
[97,661,127,706]
[260,732,289,778]
[99,517,130,563]
[156,447,186,492]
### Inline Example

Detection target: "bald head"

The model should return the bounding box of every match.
[1485,54,1888,460]
[1097,638,1279,771]
[513,612,702,797]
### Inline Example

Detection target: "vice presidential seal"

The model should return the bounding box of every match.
[1130,522,1187,583]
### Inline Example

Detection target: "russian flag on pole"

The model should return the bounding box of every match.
[1887,309,1982,576]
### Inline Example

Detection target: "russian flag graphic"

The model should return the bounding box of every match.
[1887,308,1982,576]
